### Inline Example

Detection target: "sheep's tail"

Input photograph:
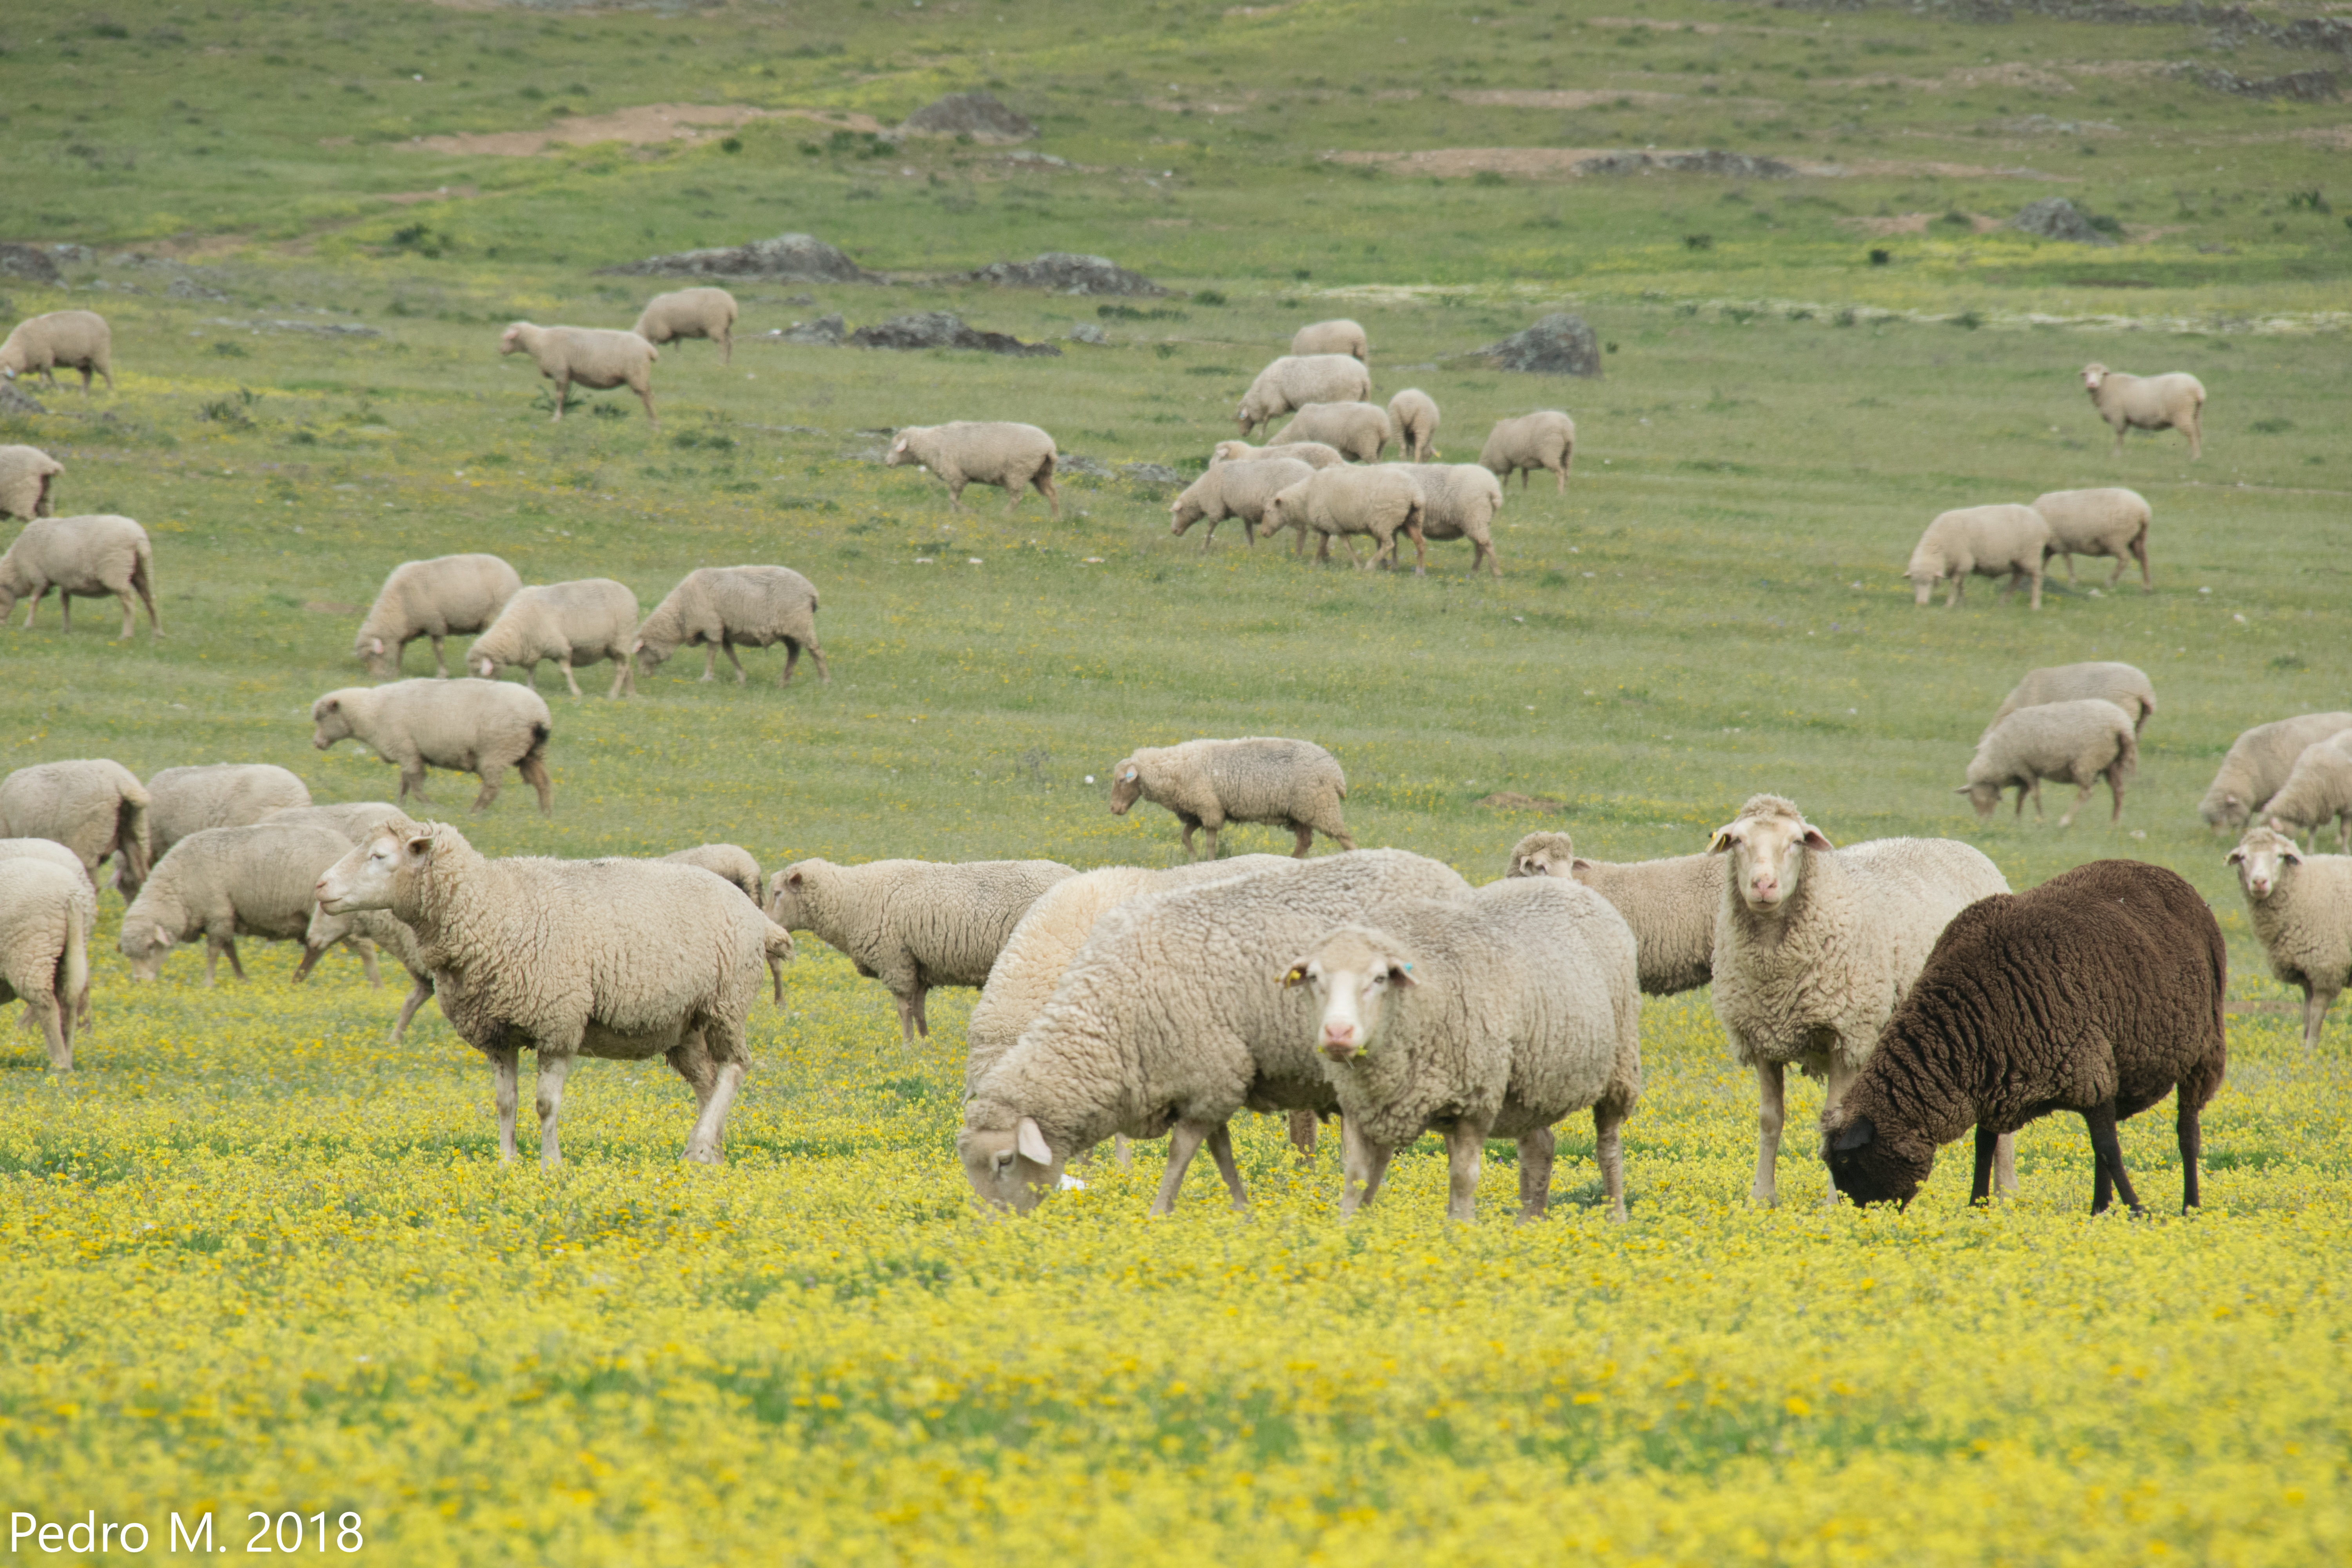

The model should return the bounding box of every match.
[762,921,796,1005]
[527,721,552,755]
[114,782,151,893]
[2112,721,2140,785]
[59,895,89,1016]
[132,532,162,634]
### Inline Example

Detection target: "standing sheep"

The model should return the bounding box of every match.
[0,514,160,639]
[1959,699,2138,828]
[1259,465,1425,571]
[1393,463,1503,577]
[466,579,640,699]
[0,859,89,1071]
[1109,737,1354,861]
[2197,713,2352,835]
[297,904,436,1044]
[310,679,554,815]
[1210,439,1345,470]
[632,287,738,363]
[1272,401,1391,463]
[1478,411,1576,494]
[0,759,150,891]
[2032,487,2152,591]
[0,839,96,1031]
[623,565,828,692]
[1904,503,2050,610]
[2258,734,2352,852]
[2227,824,2352,1052]
[1168,457,1314,551]
[1986,661,2156,737]
[1507,831,1721,997]
[1823,860,2227,1216]
[0,445,62,520]
[354,554,523,680]
[886,422,1059,516]
[1387,389,1440,462]
[1290,319,1368,362]
[499,322,659,427]
[2080,362,2204,460]
[119,820,372,985]
[0,310,113,395]
[142,764,313,884]
[1235,354,1374,437]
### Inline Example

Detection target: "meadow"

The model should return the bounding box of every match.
[2,0,2349,1561]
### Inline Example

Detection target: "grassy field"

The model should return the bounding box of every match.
[3,0,2350,1561]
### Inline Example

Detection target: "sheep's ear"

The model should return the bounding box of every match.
[1953,785,1974,795]
[323,697,341,712]
[403,832,435,858]
[1014,1117,1053,1165]
[1706,826,1737,854]
[2279,841,2304,864]
[1570,857,1594,872]
[786,869,805,888]
[1800,826,1835,851]
[1278,961,1311,989]
[2224,847,2246,866]
[1387,960,1418,988]
[1830,1115,1875,1154]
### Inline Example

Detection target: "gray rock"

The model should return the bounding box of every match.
[899,90,1036,143]
[780,313,845,346]
[2168,64,2338,102]
[1119,461,1183,488]
[167,275,230,302]
[2012,197,2116,246]
[599,232,882,283]
[0,245,62,285]
[1575,149,1796,178]
[0,381,47,416]
[1478,312,1603,377]
[958,252,1164,296]
[1055,453,1114,479]
[1066,323,1108,344]
[846,311,1060,357]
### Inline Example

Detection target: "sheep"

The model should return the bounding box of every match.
[1387,388,1440,462]
[2199,713,2352,836]
[1259,465,1425,572]
[119,820,371,985]
[0,310,113,395]
[0,445,62,520]
[1477,411,1576,494]
[2258,734,2352,852]
[1209,439,1346,470]
[1822,860,2227,1216]
[1904,503,2050,611]
[142,763,313,886]
[1707,793,2013,1207]
[2031,487,2152,592]
[2227,824,2352,1052]
[1271,401,1391,463]
[1960,699,2138,829]
[665,843,783,1002]
[354,555,523,680]
[1506,831,1720,997]
[314,817,797,1166]
[0,838,96,1029]
[885,422,1059,516]
[1392,462,1503,577]
[622,565,829,693]
[765,857,1076,1046]
[2081,362,2204,460]
[1167,457,1314,551]
[465,578,640,699]
[259,802,407,843]
[310,679,554,815]
[499,322,659,427]
[0,759,150,891]
[1109,737,1355,862]
[1290,318,1368,362]
[958,848,1472,1215]
[0,514,160,639]
[296,904,436,1044]
[0,859,89,1071]
[1284,877,1642,1222]
[1235,354,1373,437]
[1986,661,2156,738]
[632,287,738,363]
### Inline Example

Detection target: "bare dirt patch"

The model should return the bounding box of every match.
[398,103,882,158]
[1451,88,1691,110]
[1476,793,1567,813]
[1324,147,2067,182]
[381,185,481,205]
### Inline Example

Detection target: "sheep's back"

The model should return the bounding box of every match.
[155,822,361,938]
[149,764,312,853]
[1197,738,1345,822]
[1572,853,1720,995]
[880,860,1074,986]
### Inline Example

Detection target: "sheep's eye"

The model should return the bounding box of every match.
[992,1151,1015,1171]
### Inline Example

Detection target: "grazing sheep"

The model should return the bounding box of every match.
[143,764,313,884]
[2032,487,2152,591]
[1291,318,1368,362]
[1235,354,1373,437]
[314,818,797,1166]
[0,859,89,1070]
[1259,465,1425,571]
[0,514,160,639]
[1109,737,1354,861]
[2081,362,2204,460]
[1285,877,1642,1221]
[1392,462,1503,577]
[1478,411,1576,494]
[0,838,96,1029]
[1387,388,1440,462]
[1272,401,1390,463]
[2259,734,2352,852]
[296,904,436,1044]
[885,422,1059,516]
[310,679,554,815]
[1987,661,2156,737]
[0,760,150,891]
[355,554,524,680]
[632,287,738,363]
[666,843,781,1001]
[623,565,828,692]
[2227,824,2352,1052]
[0,310,113,395]
[1823,860,2227,1215]
[259,802,407,843]
[499,322,659,427]
[1167,457,1314,551]
[1708,793,2013,1206]
[766,857,1075,1046]
[120,820,370,985]
[2198,714,2352,835]
[0,445,62,520]
[1210,439,1345,470]
[1507,831,1720,997]
[466,579,640,699]
[1904,503,2050,611]
[958,849,1472,1215]
[1960,699,2138,828]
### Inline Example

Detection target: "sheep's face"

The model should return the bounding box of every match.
[1167,495,1201,535]
[883,433,917,468]
[119,918,172,983]
[958,1117,1062,1213]
[472,655,499,680]
[630,636,670,675]
[2202,793,2249,834]
[1107,761,1143,815]
[1281,929,1414,1065]
[310,696,355,750]
[353,634,392,677]
[317,825,428,917]
[1211,442,1246,465]
[1709,811,1831,913]
[764,864,819,930]
[498,325,526,356]
[2227,829,2300,901]
[2080,363,2107,392]
[1506,835,1576,878]
[1822,1110,1931,1207]
[0,581,16,620]
[1958,781,2005,820]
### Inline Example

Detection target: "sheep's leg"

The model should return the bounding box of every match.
[636,383,658,430]
[2056,781,2095,830]
[1286,1109,1318,1161]
[1204,1123,1249,1212]
[470,765,504,814]
[1516,1125,1555,1223]
[427,636,449,678]
[55,591,69,632]
[2109,769,2127,824]
[350,937,381,988]
[779,640,802,687]
[530,1053,574,1169]
[17,586,40,628]
[684,1058,746,1165]
[1594,1102,1628,1221]
[2185,411,2201,461]
[390,978,432,1045]
[1478,540,1502,579]
[2062,552,2079,588]
[2106,555,2125,587]
[911,987,931,1040]
[945,477,968,512]
[1408,524,1428,577]
[32,996,70,1072]
[1179,820,1200,860]
[1338,1116,1393,1217]
[1969,1122,2001,1206]
[2082,1100,2142,1216]
[1338,534,1365,570]
[2176,1088,2202,1213]
[1750,1060,1785,1207]
[2027,779,2045,821]
[1151,1119,1218,1216]
[1290,822,1314,859]
[699,645,718,682]
[1944,575,1963,609]
[891,990,920,1047]
[2027,564,2043,612]
[202,936,224,987]
[2302,984,2336,1052]
[1552,461,1567,495]
[519,753,553,815]
[487,1044,521,1162]
[720,637,749,686]
[1200,821,1221,861]
[116,588,137,640]
[550,374,569,423]
[1443,1123,1486,1221]
[557,657,582,701]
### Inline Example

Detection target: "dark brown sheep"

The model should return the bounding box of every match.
[1820,860,2227,1216]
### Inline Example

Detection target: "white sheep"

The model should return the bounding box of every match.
[1235,354,1373,437]
[665,843,781,1001]
[0,445,63,520]
[0,759,151,890]
[1259,465,1425,570]
[1290,319,1368,362]
[0,310,113,395]
[1478,411,1576,493]
[2081,362,2204,460]
[1961,699,2138,828]
[120,820,371,985]
[1387,388,1440,462]
[499,322,659,427]
[622,565,828,693]
[1272,401,1390,462]
[310,679,554,815]
[2031,487,2152,591]
[0,838,96,1029]
[315,818,796,1165]
[1905,503,2050,610]
[1209,439,1345,470]
[2198,713,2352,835]
[885,422,1060,516]
[143,764,313,884]
[1392,462,1503,577]
[1506,830,1720,996]
[354,554,523,680]
[2260,735,2352,852]
[296,904,435,1043]
[1284,877,1642,1221]
[0,859,89,1070]
[1707,793,2013,1206]
[0,514,160,639]
[1986,661,2156,738]
[766,857,1075,1045]
[632,287,738,363]
[1167,457,1314,551]
[2227,823,2352,1051]
[260,802,407,842]
[466,579,640,699]
[1109,737,1354,861]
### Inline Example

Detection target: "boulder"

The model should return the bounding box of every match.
[2012,197,2116,246]
[780,313,846,346]
[0,245,62,285]
[899,91,1036,143]
[958,252,1165,296]
[599,232,883,283]
[0,381,47,416]
[1575,149,1796,178]
[1478,313,1602,377]
[846,311,1060,357]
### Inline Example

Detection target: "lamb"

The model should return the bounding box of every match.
[296,904,436,1044]
[1272,401,1390,462]
[2258,734,2352,852]
[0,514,160,639]
[1507,831,1720,997]
[665,842,782,1001]
[0,860,89,1071]
[142,763,313,885]
[0,310,113,395]
[354,554,523,680]
[310,679,554,815]
[765,857,1076,1046]
[1960,699,2138,828]
[1986,661,2156,737]
[1822,860,2227,1215]
[2081,362,2205,460]
[259,801,407,843]
[1392,462,1503,577]
[1285,877,1642,1221]
[622,565,828,692]
[1235,354,1373,437]
[2227,824,2352,1052]
[0,759,151,891]
[1478,411,1576,494]
[120,820,371,985]
[0,445,62,519]
[0,838,96,1029]
[314,818,797,1166]
[465,578,640,699]
[2198,713,2352,835]
[1290,318,1368,362]
[1387,388,1440,462]
[1167,457,1314,551]
[632,287,738,363]
[2031,487,2152,592]
[958,848,1472,1215]
[1209,439,1345,470]
[885,422,1059,516]
[1259,465,1425,572]
[1904,503,2050,611]
[1108,737,1355,861]
[1707,793,2013,1206]
[499,322,659,427]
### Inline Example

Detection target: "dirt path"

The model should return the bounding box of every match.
[397,103,884,158]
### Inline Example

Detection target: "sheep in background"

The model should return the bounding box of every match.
[0,310,113,395]
[0,838,96,1029]
[142,764,313,887]
[1291,318,1368,362]
[1109,737,1354,861]
[1905,503,2050,610]
[886,422,1060,516]
[260,802,407,843]
[310,679,554,815]
[1960,699,2138,828]
[2259,734,2352,852]
[1986,661,2156,737]
[0,445,62,519]
[624,565,828,692]
[1507,831,1720,997]
[1168,457,1314,551]
[1272,401,1390,463]
[120,820,371,985]
[2032,487,2152,591]
[0,859,89,1070]
[1387,388,1440,462]
[665,843,782,1001]
[2081,362,2204,460]
[2228,824,2352,1052]
[0,759,150,892]
[466,578,640,699]
[2197,713,2352,835]
[499,322,659,427]
[1210,439,1345,470]
[1235,354,1373,437]
[632,287,738,363]
[297,904,436,1044]
[1478,411,1576,493]
[1392,463,1502,577]
[354,554,523,680]
[1259,465,1425,571]
[0,514,160,639]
